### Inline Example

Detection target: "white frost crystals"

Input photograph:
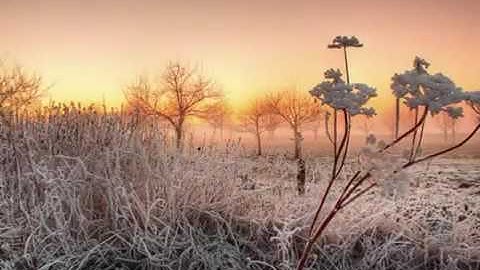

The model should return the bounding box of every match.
[327,35,363,48]
[391,57,472,119]
[360,134,410,200]
[309,68,377,116]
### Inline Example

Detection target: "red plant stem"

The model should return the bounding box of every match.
[308,178,333,236]
[413,119,426,160]
[298,108,479,270]
[309,110,350,236]
[334,111,351,179]
[470,103,480,115]
[340,182,376,208]
[297,206,339,270]
[337,170,361,203]
[309,110,345,235]
[338,172,371,204]
[409,108,419,161]
[404,123,480,168]
[382,107,428,152]
[298,173,373,270]
[333,109,338,171]
[334,110,348,169]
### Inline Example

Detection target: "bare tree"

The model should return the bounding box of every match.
[265,113,281,139]
[355,114,374,137]
[439,113,449,143]
[436,111,458,143]
[267,89,321,195]
[125,62,223,149]
[238,97,279,156]
[204,97,232,142]
[0,63,43,125]
[267,89,320,160]
[306,115,324,141]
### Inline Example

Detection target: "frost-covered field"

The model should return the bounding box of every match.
[1,122,479,270]
[1,34,480,269]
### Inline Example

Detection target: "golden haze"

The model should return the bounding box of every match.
[2,0,479,112]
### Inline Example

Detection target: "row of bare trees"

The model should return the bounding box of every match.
[0,58,353,161]
[122,61,323,157]
[0,60,473,156]
[238,91,320,158]
[237,98,278,156]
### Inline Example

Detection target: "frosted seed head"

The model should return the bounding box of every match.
[328,35,364,48]
[310,70,377,116]
[391,57,470,118]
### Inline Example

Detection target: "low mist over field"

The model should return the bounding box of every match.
[1,0,480,269]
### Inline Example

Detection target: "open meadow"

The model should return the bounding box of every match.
[0,108,479,270]
[2,1,480,269]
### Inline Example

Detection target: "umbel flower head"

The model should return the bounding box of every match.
[310,69,377,116]
[391,57,468,119]
[327,36,363,49]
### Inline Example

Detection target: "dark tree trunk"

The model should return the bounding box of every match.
[293,131,302,160]
[297,158,306,195]
[256,131,262,156]
[175,125,183,150]
[294,129,305,195]
[255,120,262,156]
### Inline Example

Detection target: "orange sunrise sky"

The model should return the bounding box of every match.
[2,0,480,110]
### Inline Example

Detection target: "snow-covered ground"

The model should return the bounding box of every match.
[1,131,479,269]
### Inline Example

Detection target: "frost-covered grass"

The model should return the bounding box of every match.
[0,108,479,269]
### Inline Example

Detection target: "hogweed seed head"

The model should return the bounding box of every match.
[327,35,363,49]
[310,69,377,116]
[391,57,478,118]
